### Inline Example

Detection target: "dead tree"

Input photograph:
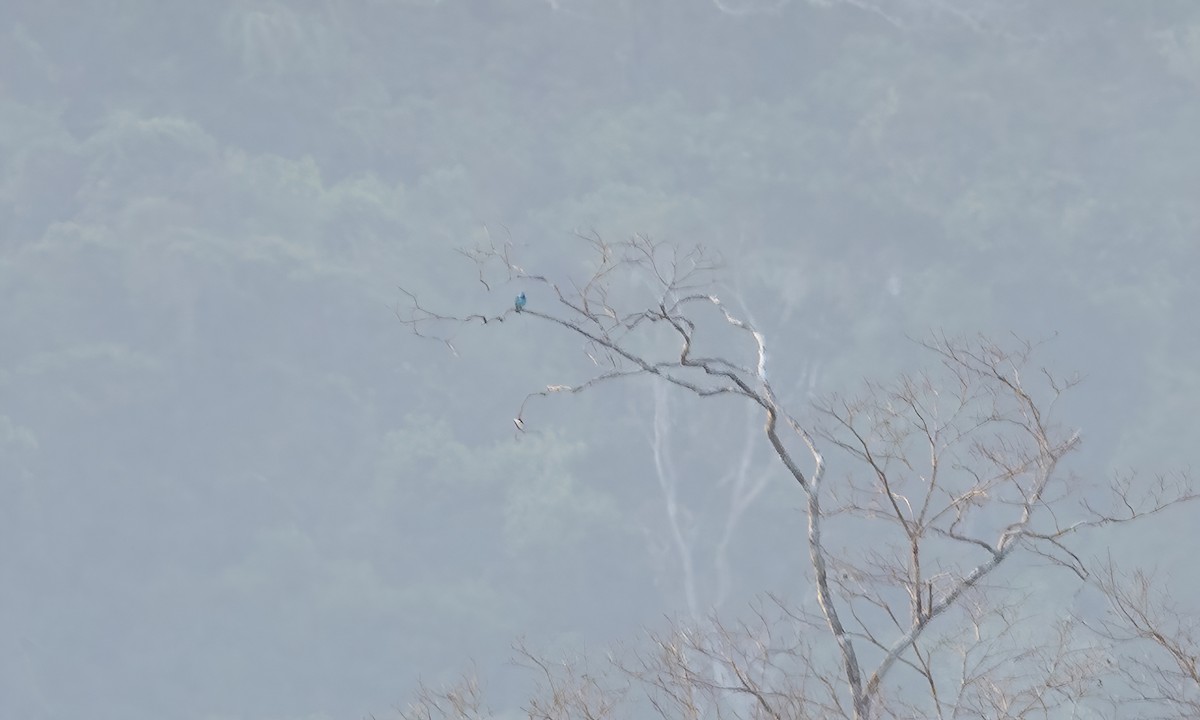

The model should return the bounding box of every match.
[396,234,1193,719]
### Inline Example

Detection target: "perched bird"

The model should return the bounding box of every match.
[515,292,527,312]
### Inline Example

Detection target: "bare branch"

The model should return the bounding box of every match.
[397,241,1194,720]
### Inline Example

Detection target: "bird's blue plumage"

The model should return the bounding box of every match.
[515,292,526,312]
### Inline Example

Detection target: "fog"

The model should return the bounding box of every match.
[2,1,1198,718]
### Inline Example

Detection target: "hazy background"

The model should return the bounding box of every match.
[2,1,1198,718]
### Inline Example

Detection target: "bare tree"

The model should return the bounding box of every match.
[1086,563,1200,719]
[396,234,1193,719]
[395,670,489,720]
[396,644,626,720]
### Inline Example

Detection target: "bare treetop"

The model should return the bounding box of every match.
[397,236,1195,719]
[398,232,781,430]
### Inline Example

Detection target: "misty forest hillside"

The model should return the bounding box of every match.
[2,1,1199,719]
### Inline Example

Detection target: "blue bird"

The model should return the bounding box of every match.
[515,292,527,312]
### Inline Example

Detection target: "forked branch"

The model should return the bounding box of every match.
[398,240,1194,720]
